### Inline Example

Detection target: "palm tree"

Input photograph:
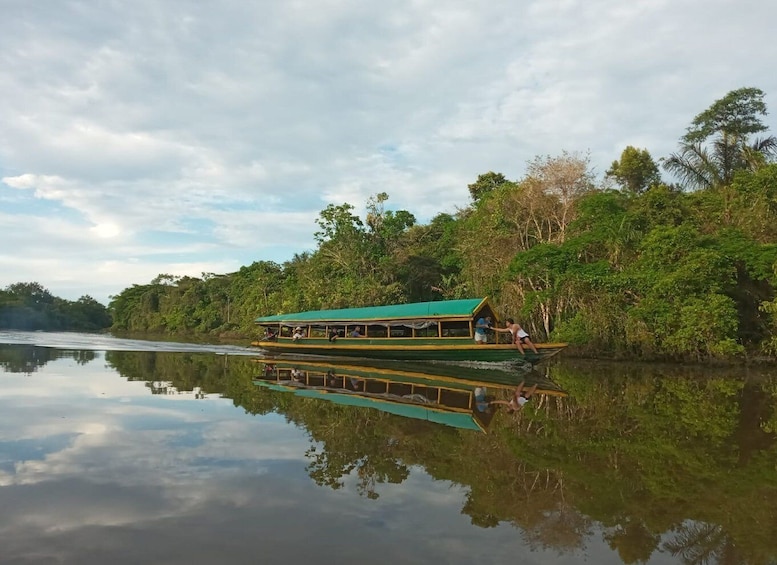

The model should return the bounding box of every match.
[663,87,777,190]
[663,134,777,191]
[662,521,744,565]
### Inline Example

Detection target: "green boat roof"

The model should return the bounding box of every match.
[254,298,490,324]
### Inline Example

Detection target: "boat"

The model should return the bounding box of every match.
[252,298,567,363]
[251,357,567,433]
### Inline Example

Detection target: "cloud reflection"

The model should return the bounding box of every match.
[0,348,631,564]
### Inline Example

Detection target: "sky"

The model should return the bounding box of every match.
[2,0,777,305]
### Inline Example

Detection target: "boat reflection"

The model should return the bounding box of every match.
[252,358,567,433]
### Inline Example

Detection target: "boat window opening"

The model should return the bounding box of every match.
[440,389,471,409]
[412,385,433,401]
[346,378,364,391]
[256,367,274,381]
[414,325,439,338]
[261,326,280,341]
[308,374,325,387]
[278,326,292,338]
[328,375,345,388]
[390,326,413,338]
[365,380,387,394]
[388,383,413,397]
[440,320,471,337]
[310,327,327,338]
[366,324,388,338]
[325,326,344,339]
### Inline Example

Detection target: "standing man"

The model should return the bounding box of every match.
[474,316,492,345]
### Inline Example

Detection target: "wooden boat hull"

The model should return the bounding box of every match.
[250,338,566,364]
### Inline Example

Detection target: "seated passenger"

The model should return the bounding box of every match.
[328,329,339,342]
[292,326,305,341]
[493,318,539,354]
[489,382,538,412]
[351,326,363,338]
[264,328,278,341]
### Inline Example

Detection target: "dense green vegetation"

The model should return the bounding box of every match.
[107,87,777,361]
[11,87,777,361]
[0,282,111,331]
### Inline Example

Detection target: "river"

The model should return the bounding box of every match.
[1,331,775,564]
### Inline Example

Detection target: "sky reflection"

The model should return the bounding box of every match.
[1,342,762,564]
[0,351,540,564]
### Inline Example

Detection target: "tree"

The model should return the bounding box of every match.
[6,282,54,306]
[524,151,597,241]
[663,87,777,190]
[365,192,416,258]
[606,146,661,194]
[467,171,510,202]
[311,197,409,308]
[683,87,771,144]
[66,295,112,330]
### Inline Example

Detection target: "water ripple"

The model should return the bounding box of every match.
[0,330,258,355]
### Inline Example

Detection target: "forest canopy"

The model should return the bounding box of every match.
[0,282,111,331]
[87,87,777,360]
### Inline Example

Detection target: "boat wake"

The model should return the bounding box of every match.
[0,330,258,356]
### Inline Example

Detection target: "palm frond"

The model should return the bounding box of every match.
[751,135,777,158]
[662,144,716,190]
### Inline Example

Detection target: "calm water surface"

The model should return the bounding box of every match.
[1,331,775,565]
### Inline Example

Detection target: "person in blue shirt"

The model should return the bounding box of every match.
[474,316,492,344]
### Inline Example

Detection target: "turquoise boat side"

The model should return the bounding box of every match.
[254,381,485,432]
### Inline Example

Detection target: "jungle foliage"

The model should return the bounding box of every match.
[104,87,777,361]
[0,282,111,331]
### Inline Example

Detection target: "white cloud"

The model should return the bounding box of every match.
[1,0,776,302]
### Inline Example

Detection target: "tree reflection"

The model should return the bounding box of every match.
[733,380,776,465]
[604,520,659,564]
[95,351,777,563]
[303,413,412,500]
[0,344,95,373]
[662,521,744,565]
